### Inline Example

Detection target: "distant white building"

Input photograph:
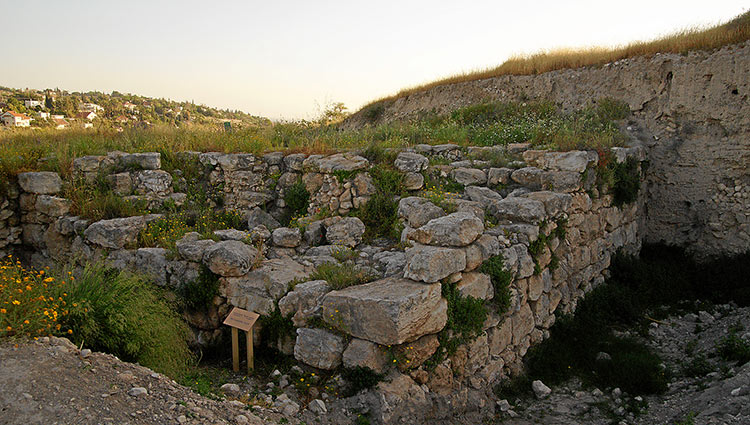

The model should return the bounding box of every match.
[75,111,97,121]
[123,101,137,110]
[53,117,69,130]
[38,111,50,119]
[24,99,43,109]
[79,103,104,113]
[1,111,32,127]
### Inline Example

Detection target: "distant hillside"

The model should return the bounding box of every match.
[0,86,270,129]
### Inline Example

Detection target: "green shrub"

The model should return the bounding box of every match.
[716,333,750,365]
[309,262,375,290]
[612,156,641,206]
[479,255,513,313]
[177,266,219,311]
[58,263,193,377]
[258,305,296,344]
[284,180,310,217]
[64,175,147,221]
[682,354,713,377]
[362,102,386,123]
[341,366,384,396]
[332,169,359,183]
[369,164,404,195]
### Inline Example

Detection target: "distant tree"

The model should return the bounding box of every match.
[318,101,349,125]
[45,96,54,110]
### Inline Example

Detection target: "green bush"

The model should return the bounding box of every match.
[479,255,513,313]
[58,263,193,377]
[612,157,641,206]
[284,180,310,217]
[258,305,296,345]
[309,262,375,290]
[64,175,147,221]
[356,164,404,241]
[716,333,750,365]
[177,266,220,311]
[341,366,384,396]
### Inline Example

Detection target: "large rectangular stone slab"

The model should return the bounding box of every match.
[321,277,447,345]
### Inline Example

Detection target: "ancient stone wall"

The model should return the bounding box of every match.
[5,146,644,403]
[345,42,750,259]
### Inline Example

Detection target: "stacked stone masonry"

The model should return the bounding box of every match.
[5,146,643,393]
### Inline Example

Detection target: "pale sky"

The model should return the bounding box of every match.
[2,1,747,120]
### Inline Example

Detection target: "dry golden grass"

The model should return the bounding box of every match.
[361,11,750,110]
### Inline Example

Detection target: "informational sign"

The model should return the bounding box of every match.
[223,307,259,332]
[223,307,259,373]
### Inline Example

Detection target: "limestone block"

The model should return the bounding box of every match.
[404,244,466,283]
[294,328,345,370]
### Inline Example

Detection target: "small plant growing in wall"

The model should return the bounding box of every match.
[479,255,513,313]
[177,265,220,311]
[282,179,310,225]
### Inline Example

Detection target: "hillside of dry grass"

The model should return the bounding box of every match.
[359,10,750,111]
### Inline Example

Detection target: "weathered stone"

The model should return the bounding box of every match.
[488,168,513,186]
[84,215,149,249]
[532,380,552,399]
[108,173,133,195]
[404,244,466,283]
[283,153,307,171]
[397,197,445,228]
[342,338,388,374]
[308,399,327,415]
[321,277,447,345]
[313,153,369,172]
[465,186,503,208]
[451,167,487,186]
[510,167,544,189]
[203,240,256,277]
[533,151,592,172]
[136,248,168,286]
[409,212,483,247]
[294,328,345,370]
[522,191,573,217]
[324,216,365,247]
[428,364,454,395]
[247,207,280,231]
[223,258,310,312]
[17,172,62,194]
[352,173,376,197]
[489,319,513,356]
[489,197,546,223]
[262,151,284,165]
[394,152,428,173]
[176,234,216,262]
[512,304,534,344]
[403,172,424,190]
[457,272,494,300]
[213,229,249,241]
[373,250,406,277]
[73,155,111,173]
[35,195,70,217]
[541,170,582,192]
[134,170,172,196]
[394,333,440,371]
[272,227,302,248]
[119,152,161,170]
[278,280,330,327]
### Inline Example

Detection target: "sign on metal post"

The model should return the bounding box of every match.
[223,307,259,374]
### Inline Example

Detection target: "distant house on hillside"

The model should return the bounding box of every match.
[115,115,129,124]
[123,101,137,111]
[79,103,103,113]
[53,117,69,130]
[38,111,50,119]
[24,99,43,109]
[75,111,97,121]
[1,111,32,127]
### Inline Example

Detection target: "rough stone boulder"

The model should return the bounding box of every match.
[272,227,302,247]
[324,217,365,247]
[510,167,544,189]
[35,196,70,217]
[465,186,503,208]
[213,229,249,241]
[488,197,546,224]
[278,280,330,327]
[451,168,487,186]
[119,152,161,170]
[176,233,216,262]
[17,172,62,195]
[488,168,513,186]
[393,333,440,371]
[221,258,310,314]
[522,191,573,217]
[136,248,168,286]
[403,172,424,190]
[320,277,447,345]
[524,150,594,173]
[456,272,494,301]
[541,171,582,192]
[393,152,428,173]
[84,215,151,249]
[203,240,257,277]
[342,338,389,373]
[247,207,280,231]
[403,244,466,283]
[397,197,445,228]
[133,170,173,196]
[294,328,345,370]
[409,212,484,247]
[307,153,368,172]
